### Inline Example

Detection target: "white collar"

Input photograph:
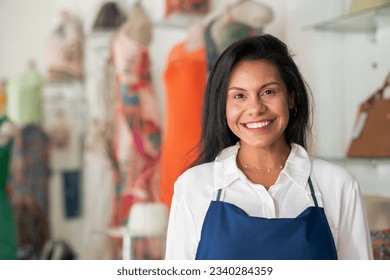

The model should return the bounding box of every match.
[213,142,312,191]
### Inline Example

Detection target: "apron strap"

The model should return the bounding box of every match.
[216,189,223,201]
[308,177,318,207]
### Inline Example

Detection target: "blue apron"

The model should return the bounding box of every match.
[195,178,338,260]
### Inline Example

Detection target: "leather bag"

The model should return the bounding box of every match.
[346,72,390,157]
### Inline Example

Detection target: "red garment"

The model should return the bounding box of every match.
[160,41,207,208]
[165,0,209,17]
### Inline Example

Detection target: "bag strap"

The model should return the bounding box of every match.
[377,71,390,98]
[365,72,390,104]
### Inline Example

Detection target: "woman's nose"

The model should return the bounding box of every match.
[247,97,266,115]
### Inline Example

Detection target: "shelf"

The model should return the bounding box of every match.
[318,157,390,167]
[309,3,390,34]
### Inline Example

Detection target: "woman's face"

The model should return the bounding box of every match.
[226,59,292,151]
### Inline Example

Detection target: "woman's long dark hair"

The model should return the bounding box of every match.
[192,34,312,166]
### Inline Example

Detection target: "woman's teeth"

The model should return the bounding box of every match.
[245,121,272,128]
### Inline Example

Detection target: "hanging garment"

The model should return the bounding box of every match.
[62,170,81,218]
[92,1,126,31]
[165,0,209,17]
[371,228,390,259]
[0,116,17,260]
[204,19,261,72]
[79,31,116,260]
[110,6,162,259]
[195,178,338,260]
[111,15,162,226]
[0,84,7,115]
[9,125,50,259]
[6,69,43,126]
[160,41,207,208]
[46,11,84,81]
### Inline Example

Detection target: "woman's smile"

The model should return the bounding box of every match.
[242,119,273,129]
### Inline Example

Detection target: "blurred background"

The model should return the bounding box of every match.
[0,0,389,260]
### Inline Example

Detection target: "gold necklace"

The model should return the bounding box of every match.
[242,163,284,174]
[238,156,284,175]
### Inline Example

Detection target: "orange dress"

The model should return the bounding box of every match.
[160,41,207,208]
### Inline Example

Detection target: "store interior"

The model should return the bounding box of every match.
[0,0,389,260]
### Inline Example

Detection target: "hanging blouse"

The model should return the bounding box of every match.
[204,19,262,71]
[6,69,43,126]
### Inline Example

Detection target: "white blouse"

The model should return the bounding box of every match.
[165,143,373,260]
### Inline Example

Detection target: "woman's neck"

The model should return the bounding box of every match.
[237,141,291,171]
[237,142,291,189]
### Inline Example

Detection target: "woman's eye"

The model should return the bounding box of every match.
[233,93,245,99]
[261,89,274,96]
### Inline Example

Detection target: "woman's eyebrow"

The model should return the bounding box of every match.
[228,82,280,92]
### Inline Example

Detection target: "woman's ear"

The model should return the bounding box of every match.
[288,93,295,109]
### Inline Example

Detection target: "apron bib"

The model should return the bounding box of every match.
[195,177,338,260]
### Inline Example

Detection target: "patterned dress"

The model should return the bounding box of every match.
[110,23,162,227]
[9,125,50,259]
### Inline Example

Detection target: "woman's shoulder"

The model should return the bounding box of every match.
[174,162,215,200]
[177,161,215,185]
[312,157,353,178]
[310,157,358,192]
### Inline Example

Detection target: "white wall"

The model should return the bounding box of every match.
[1,0,389,257]
[281,0,390,196]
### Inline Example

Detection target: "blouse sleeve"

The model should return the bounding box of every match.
[337,179,374,259]
[165,181,198,260]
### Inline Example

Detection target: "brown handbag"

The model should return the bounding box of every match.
[346,72,390,157]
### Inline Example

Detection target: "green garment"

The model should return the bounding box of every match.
[6,69,43,125]
[218,22,255,55]
[0,116,17,259]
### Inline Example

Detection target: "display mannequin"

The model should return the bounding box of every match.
[185,21,205,51]
[0,80,17,259]
[46,10,84,81]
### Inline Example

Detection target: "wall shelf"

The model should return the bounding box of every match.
[318,157,390,168]
[308,3,390,34]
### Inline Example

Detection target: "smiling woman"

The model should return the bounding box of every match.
[165,34,374,260]
[226,60,291,187]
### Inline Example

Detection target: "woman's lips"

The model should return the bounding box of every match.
[243,120,273,129]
